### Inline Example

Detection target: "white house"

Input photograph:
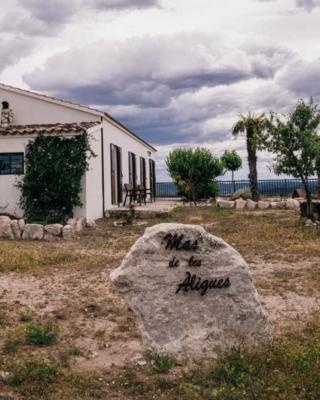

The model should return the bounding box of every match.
[0,83,157,222]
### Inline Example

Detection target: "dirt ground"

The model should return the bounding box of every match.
[0,206,320,398]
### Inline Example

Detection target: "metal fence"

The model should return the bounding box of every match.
[156,179,318,198]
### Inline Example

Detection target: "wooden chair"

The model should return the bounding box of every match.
[137,185,147,205]
[123,184,134,206]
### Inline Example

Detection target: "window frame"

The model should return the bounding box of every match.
[0,152,24,175]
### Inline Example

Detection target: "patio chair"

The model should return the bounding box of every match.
[123,184,135,206]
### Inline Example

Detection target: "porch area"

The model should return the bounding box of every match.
[105,198,180,219]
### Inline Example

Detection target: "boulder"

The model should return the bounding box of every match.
[286,198,300,210]
[44,224,63,236]
[111,223,272,359]
[10,220,21,239]
[0,216,14,240]
[67,218,76,231]
[18,219,25,232]
[62,225,74,240]
[22,224,44,240]
[247,199,257,209]
[235,198,246,210]
[75,217,86,232]
[258,201,270,210]
[270,201,281,209]
[44,233,61,242]
[217,200,235,209]
[86,220,97,228]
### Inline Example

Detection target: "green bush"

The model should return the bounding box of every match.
[231,188,252,200]
[25,321,59,346]
[18,133,94,224]
[150,353,178,373]
[166,147,223,204]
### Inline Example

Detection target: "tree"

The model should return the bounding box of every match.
[18,133,94,224]
[265,99,320,218]
[166,147,223,204]
[232,113,266,201]
[221,150,242,194]
[316,158,320,200]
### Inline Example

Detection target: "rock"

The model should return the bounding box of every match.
[62,225,74,240]
[235,198,246,210]
[11,219,21,239]
[0,216,14,240]
[305,219,313,227]
[270,201,281,209]
[18,219,25,232]
[111,223,272,359]
[44,224,63,236]
[258,201,270,210]
[217,200,235,209]
[247,199,257,209]
[44,233,61,242]
[22,224,44,240]
[86,220,96,228]
[75,217,86,232]
[286,198,300,210]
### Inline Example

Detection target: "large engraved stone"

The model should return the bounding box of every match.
[111,223,272,359]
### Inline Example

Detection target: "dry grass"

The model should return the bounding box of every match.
[0,205,320,399]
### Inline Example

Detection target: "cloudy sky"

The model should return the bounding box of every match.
[1,0,320,180]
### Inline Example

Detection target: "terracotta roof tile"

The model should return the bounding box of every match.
[0,121,100,136]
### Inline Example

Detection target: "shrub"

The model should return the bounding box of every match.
[166,148,223,204]
[25,321,59,346]
[18,133,94,224]
[150,353,178,373]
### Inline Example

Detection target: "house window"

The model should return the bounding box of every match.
[0,153,24,175]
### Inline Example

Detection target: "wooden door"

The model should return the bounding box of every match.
[129,152,137,189]
[140,157,146,188]
[149,159,156,200]
[110,144,122,205]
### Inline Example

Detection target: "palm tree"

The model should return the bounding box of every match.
[232,112,266,202]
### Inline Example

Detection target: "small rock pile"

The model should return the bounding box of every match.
[217,198,301,210]
[0,216,92,241]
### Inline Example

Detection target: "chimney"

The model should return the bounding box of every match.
[1,101,14,127]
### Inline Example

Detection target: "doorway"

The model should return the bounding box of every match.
[110,144,123,205]
[128,152,137,189]
[149,159,156,200]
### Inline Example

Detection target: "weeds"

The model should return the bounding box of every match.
[150,353,178,373]
[25,321,59,346]
[7,358,58,395]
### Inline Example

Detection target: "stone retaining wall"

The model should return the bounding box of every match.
[0,216,90,241]
[217,198,302,210]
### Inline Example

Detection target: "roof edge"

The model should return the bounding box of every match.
[0,83,156,152]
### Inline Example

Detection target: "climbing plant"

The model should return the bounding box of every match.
[18,133,95,224]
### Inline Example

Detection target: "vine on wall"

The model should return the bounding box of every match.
[18,133,95,224]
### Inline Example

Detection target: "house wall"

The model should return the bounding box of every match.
[0,88,97,125]
[102,120,156,208]
[74,126,103,221]
[0,136,29,217]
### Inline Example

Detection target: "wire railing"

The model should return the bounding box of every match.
[156,179,319,198]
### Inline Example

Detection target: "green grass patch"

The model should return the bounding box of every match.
[25,321,59,346]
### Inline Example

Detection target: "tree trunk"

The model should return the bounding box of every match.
[317,170,320,200]
[301,177,313,219]
[231,170,235,194]
[247,136,259,202]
